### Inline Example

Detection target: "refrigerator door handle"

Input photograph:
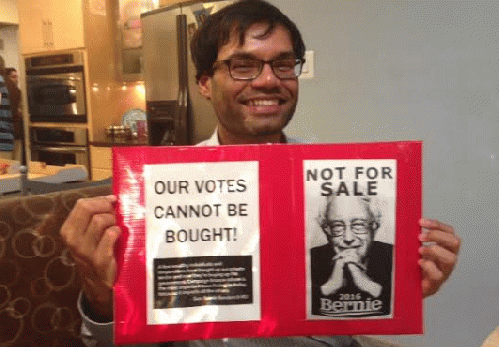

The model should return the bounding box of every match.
[160,14,189,146]
[175,13,189,145]
[161,89,182,145]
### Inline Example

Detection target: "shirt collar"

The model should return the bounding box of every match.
[202,128,294,146]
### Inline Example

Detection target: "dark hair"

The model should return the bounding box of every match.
[190,0,305,82]
[5,67,17,76]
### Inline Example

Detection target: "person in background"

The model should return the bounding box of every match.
[3,67,23,162]
[60,1,461,346]
[0,56,15,158]
[5,67,19,86]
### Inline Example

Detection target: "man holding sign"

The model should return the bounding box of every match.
[61,0,460,346]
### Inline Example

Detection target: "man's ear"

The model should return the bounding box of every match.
[198,75,212,100]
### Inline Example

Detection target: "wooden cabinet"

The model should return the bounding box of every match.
[18,0,84,54]
[159,0,189,6]
[0,0,19,24]
[90,146,112,181]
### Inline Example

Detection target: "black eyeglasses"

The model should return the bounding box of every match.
[320,220,372,237]
[213,58,305,80]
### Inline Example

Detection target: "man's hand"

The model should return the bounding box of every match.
[60,195,120,321]
[321,249,361,296]
[347,263,382,298]
[418,218,461,297]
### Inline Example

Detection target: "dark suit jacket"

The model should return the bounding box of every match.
[310,241,393,317]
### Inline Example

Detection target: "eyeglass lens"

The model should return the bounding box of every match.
[324,222,370,235]
[229,59,303,79]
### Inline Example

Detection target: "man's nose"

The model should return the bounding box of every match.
[251,63,280,88]
[343,227,355,244]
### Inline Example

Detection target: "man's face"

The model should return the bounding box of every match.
[8,70,18,86]
[325,196,374,261]
[198,22,298,144]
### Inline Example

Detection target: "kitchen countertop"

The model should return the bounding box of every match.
[0,160,88,195]
[90,134,149,147]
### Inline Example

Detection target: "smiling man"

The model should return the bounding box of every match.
[61,1,461,346]
[191,0,304,146]
[195,25,299,144]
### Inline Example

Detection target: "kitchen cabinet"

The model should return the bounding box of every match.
[159,0,190,6]
[90,146,112,181]
[17,0,84,54]
[0,0,19,25]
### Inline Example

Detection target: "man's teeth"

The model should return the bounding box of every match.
[248,100,279,106]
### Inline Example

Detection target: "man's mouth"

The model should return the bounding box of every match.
[246,99,281,106]
[338,245,361,251]
[244,99,286,116]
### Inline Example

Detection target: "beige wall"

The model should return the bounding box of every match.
[89,81,145,139]
[0,26,19,71]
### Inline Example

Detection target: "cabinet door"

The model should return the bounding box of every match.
[49,0,85,51]
[18,0,47,54]
[18,0,85,54]
[159,0,189,6]
[91,167,112,181]
[90,146,112,181]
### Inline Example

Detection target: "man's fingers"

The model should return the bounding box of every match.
[339,249,361,262]
[419,259,445,297]
[420,229,461,254]
[78,225,121,316]
[419,218,454,233]
[82,213,117,252]
[419,244,457,272]
[419,259,444,281]
[60,196,119,286]
[95,226,121,260]
[61,196,117,247]
[419,218,460,252]
[418,219,461,297]
[62,196,116,233]
[94,226,121,286]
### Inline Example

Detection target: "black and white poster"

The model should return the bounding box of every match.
[143,161,261,325]
[305,160,396,319]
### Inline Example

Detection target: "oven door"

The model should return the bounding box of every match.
[27,72,87,123]
[30,145,89,169]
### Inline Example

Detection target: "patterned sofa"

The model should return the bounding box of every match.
[0,184,111,347]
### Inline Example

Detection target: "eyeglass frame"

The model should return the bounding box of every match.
[320,219,379,237]
[212,58,306,80]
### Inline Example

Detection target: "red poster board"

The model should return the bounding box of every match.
[113,142,422,345]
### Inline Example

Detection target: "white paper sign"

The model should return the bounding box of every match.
[144,161,261,324]
[304,160,397,319]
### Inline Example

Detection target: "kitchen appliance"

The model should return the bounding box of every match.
[25,51,87,123]
[30,126,90,172]
[141,0,235,145]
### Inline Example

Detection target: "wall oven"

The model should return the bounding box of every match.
[30,126,89,172]
[25,51,87,123]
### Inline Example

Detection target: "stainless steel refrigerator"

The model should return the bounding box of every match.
[141,0,235,146]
